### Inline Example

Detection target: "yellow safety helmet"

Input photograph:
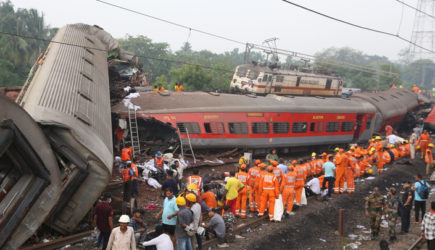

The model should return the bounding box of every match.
[417,145,421,150]
[350,146,355,150]
[367,169,373,174]
[429,143,434,148]
[217,200,224,207]
[375,136,381,140]
[187,183,198,191]
[185,193,197,202]
[334,147,340,152]
[404,140,409,143]
[312,152,316,157]
[176,196,186,206]
[388,144,394,148]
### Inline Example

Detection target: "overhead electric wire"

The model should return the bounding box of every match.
[0,30,235,74]
[281,0,435,54]
[395,0,435,19]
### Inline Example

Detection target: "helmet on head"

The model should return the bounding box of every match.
[334,147,339,152]
[255,159,261,165]
[176,196,186,205]
[321,152,327,156]
[388,144,394,148]
[429,143,434,148]
[267,165,274,172]
[187,183,198,191]
[240,164,247,170]
[350,146,355,150]
[288,165,294,171]
[119,215,130,223]
[186,193,197,202]
[339,148,344,152]
[291,160,297,165]
[312,152,316,157]
[156,151,162,157]
[259,163,266,169]
[271,161,278,166]
[375,136,381,140]
[367,168,373,174]
[404,140,409,143]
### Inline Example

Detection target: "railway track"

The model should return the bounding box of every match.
[408,236,424,250]
[20,231,92,250]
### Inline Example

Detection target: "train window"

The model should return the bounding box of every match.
[370,97,379,102]
[397,92,404,96]
[326,122,340,132]
[236,67,247,77]
[263,75,268,81]
[310,121,324,132]
[366,119,372,128]
[204,122,225,134]
[247,70,259,80]
[275,85,282,92]
[379,96,387,101]
[276,76,284,82]
[341,122,354,132]
[228,122,249,134]
[325,79,332,89]
[268,75,273,82]
[292,122,307,133]
[177,122,201,134]
[252,122,270,134]
[273,122,289,133]
[296,76,301,87]
[391,95,399,99]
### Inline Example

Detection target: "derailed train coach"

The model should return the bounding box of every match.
[112,88,422,152]
[0,24,127,249]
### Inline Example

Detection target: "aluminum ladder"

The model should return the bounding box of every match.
[178,128,196,164]
[128,107,141,156]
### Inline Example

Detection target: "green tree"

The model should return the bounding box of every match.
[169,64,212,91]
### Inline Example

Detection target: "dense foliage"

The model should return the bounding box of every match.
[0,1,434,92]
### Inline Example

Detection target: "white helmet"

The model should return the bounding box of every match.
[119,215,130,223]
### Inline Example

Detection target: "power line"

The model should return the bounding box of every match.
[0,30,235,74]
[281,0,435,54]
[395,0,435,19]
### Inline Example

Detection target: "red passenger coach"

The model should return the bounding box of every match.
[113,91,379,150]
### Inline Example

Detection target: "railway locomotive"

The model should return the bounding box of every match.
[229,63,343,97]
[113,88,424,153]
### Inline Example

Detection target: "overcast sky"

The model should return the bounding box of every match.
[11,0,422,62]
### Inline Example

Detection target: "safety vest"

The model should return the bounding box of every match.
[425,149,433,163]
[130,163,139,180]
[295,166,305,187]
[419,133,431,144]
[382,151,391,163]
[261,172,277,190]
[272,167,283,183]
[392,149,400,160]
[121,168,131,182]
[282,172,296,189]
[399,145,407,157]
[155,156,163,167]
[188,175,203,189]
[175,85,184,92]
[235,172,249,185]
[121,148,131,161]
[316,159,324,174]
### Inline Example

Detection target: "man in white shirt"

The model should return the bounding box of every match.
[142,228,174,250]
[387,133,398,146]
[305,177,321,197]
[107,215,136,250]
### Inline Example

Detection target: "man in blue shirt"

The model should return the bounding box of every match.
[322,155,336,198]
[155,189,179,246]
[413,174,431,223]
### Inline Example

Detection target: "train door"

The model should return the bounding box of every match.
[325,79,332,90]
[353,114,364,140]
[265,75,273,93]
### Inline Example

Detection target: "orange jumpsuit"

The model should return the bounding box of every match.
[359,156,370,175]
[419,133,431,157]
[399,144,409,157]
[382,151,391,164]
[272,167,284,185]
[392,148,400,161]
[258,172,279,221]
[248,166,260,212]
[346,155,356,194]
[334,153,346,193]
[235,171,249,218]
[295,165,305,204]
[280,171,296,213]
[375,151,384,174]
[315,158,324,175]
[121,147,132,161]
[187,175,203,195]
[254,169,267,212]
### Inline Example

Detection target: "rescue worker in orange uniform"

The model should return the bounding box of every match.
[235,164,250,218]
[391,145,400,161]
[254,163,267,212]
[316,153,327,175]
[281,165,297,216]
[187,169,203,196]
[399,140,410,157]
[383,146,392,164]
[174,81,184,92]
[333,148,346,193]
[258,166,280,221]
[345,152,356,194]
[271,160,284,185]
[130,159,139,197]
[309,153,319,176]
[121,145,133,162]
[412,84,420,93]
[295,162,306,205]
[248,160,261,212]
[425,143,434,174]
[154,151,164,170]
[355,145,366,157]
[418,130,431,159]
[121,164,133,202]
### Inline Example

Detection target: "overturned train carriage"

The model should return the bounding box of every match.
[112,88,420,151]
[0,24,117,249]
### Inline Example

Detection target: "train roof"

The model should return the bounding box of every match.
[352,88,418,120]
[112,91,376,115]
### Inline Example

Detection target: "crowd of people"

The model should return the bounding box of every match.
[94,124,435,250]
